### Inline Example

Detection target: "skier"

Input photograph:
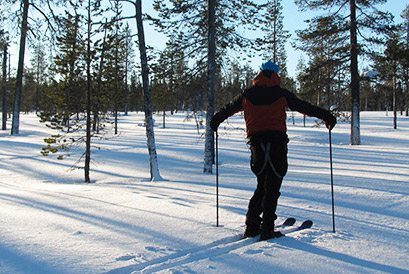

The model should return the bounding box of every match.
[210,60,336,241]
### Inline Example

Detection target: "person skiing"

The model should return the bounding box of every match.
[210,60,336,241]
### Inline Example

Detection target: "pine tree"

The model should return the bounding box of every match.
[30,42,49,112]
[38,0,108,182]
[1,33,8,130]
[123,23,135,116]
[295,0,394,145]
[373,33,405,129]
[11,0,29,135]
[39,3,85,148]
[50,8,86,130]
[5,0,60,134]
[104,1,128,135]
[401,4,409,116]
[151,36,188,118]
[258,0,290,78]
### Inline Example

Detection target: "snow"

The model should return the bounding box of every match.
[0,111,408,274]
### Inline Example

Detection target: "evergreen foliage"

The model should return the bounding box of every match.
[294,0,396,145]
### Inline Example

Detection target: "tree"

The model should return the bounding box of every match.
[349,0,360,144]
[11,0,29,135]
[104,1,128,135]
[296,14,349,109]
[203,0,216,174]
[134,0,161,181]
[258,0,290,78]
[39,0,104,183]
[84,0,94,183]
[122,23,135,116]
[151,0,262,173]
[373,33,405,129]
[30,42,49,112]
[7,0,60,134]
[1,7,8,130]
[1,35,7,130]
[150,36,189,122]
[50,7,86,130]
[106,0,162,181]
[128,70,143,112]
[295,0,394,145]
[401,4,409,116]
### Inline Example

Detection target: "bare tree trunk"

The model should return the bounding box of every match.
[2,41,7,130]
[135,0,162,181]
[124,33,129,116]
[404,17,409,117]
[11,0,29,135]
[272,0,277,63]
[85,0,92,183]
[94,19,108,133]
[203,0,216,174]
[35,51,40,113]
[393,67,397,129]
[350,0,360,145]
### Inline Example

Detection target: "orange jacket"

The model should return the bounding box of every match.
[211,71,332,138]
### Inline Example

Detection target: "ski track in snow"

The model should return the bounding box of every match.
[0,111,408,274]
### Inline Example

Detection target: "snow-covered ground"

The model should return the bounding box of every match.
[0,111,408,274]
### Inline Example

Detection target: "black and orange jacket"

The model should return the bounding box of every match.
[211,71,332,139]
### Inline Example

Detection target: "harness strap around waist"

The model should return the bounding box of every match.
[257,142,283,179]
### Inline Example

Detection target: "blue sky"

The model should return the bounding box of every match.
[280,0,406,78]
[141,0,406,78]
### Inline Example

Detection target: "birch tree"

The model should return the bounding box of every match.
[108,0,162,180]
[134,0,161,181]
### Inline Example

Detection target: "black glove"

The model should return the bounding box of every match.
[210,116,220,132]
[324,113,337,130]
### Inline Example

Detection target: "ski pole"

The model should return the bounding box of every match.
[215,130,219,227]
[329,129,336,233]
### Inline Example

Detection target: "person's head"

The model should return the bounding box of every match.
[260,60,279,78]
[253,60,281,87]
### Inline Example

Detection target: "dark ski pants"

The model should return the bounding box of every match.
[246,139,288,232]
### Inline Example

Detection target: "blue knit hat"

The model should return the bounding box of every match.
[260,60,279,73]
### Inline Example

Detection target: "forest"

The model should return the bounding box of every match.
[0,0,408,181]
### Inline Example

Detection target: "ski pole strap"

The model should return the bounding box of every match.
[257,142,283,179]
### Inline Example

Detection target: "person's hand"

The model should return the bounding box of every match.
[210,117,219,132]
[325,114,337,130]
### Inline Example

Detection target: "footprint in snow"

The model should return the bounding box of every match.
[243,248,263,255]
[115,255,136,261]
[145,246,176,253]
